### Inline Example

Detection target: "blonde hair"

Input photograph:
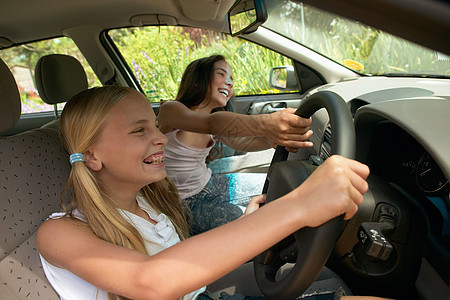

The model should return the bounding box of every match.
[59,86,189,300]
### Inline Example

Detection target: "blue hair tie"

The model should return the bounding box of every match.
[70,153,85,165]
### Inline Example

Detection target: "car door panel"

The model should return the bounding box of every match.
[230,93,304,115]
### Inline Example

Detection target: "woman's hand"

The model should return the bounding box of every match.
[243,194,266,216]
[260,108,313,150]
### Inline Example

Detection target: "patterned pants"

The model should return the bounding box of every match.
[184,173,266,235]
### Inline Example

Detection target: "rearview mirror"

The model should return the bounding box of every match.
[228,0,267,36]
[269,66,298,91]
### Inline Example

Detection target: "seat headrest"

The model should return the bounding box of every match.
[35,54,88,105]
[0,58,21,134]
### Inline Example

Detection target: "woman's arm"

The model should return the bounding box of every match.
[158,101,313,149]
[217,130,313,152]
[37,155,369,300]
[217,135,274,152]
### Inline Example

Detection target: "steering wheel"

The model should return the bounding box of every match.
[254,91,355,300]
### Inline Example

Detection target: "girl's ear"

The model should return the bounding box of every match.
[83,150,102,171]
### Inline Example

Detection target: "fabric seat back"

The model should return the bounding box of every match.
[0,57,70,299]
[35,54,89,129]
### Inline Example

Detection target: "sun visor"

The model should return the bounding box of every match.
[178,0,231,21]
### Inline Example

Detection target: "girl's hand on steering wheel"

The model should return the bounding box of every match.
[292,155,370,227]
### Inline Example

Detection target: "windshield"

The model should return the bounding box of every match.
[263,0,450,77]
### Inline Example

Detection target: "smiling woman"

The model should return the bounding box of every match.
[157,54,313,235]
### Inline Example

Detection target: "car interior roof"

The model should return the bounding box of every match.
[2,0,449,56]
[0,0,234,48]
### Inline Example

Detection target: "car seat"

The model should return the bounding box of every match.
[0,57,69,299]
[35,53,88,129]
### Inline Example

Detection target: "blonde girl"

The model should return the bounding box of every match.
[37,85,370,300]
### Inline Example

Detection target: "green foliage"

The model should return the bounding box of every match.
[110,27,292,102]
[264,1,450,76]
[111,27,194,101]
[1,37,99,86]
[1,37,101,113]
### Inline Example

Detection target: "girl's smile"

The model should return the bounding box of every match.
[207,60,234,110]
[218,88,230,98]
[143,152,166,165]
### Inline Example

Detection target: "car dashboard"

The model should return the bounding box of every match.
[303,77,450,299]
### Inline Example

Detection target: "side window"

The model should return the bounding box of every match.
[1,37,100,115]
[108,26,298,103]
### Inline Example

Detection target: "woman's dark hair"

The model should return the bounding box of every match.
[175,54,226,108]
